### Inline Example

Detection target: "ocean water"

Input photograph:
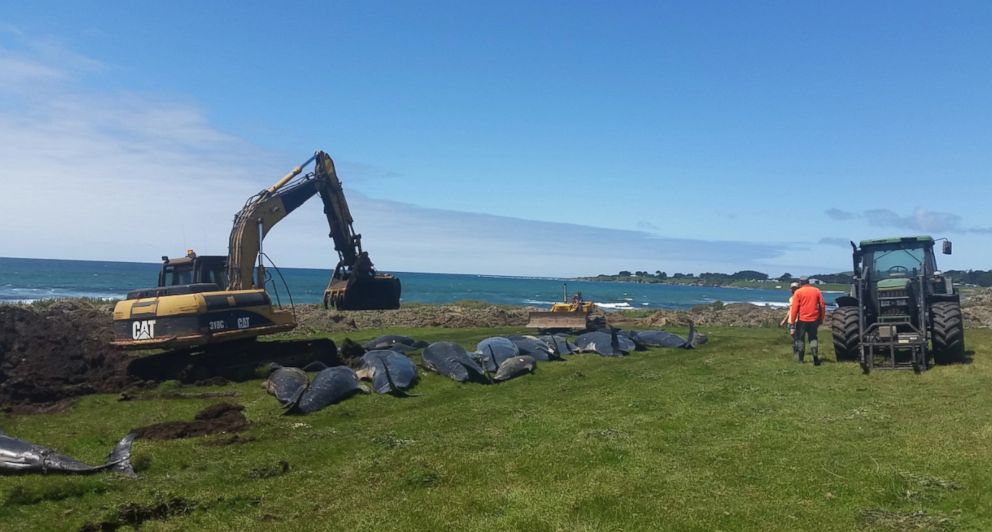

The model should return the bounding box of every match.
[0,257,841,310]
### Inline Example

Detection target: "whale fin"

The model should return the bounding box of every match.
[684,321,697,348]
[281,384,308,415]
[105,433,137,478]
[302,361,329,372]
[381,360,411,397]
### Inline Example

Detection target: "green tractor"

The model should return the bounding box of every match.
[831,236,964,373]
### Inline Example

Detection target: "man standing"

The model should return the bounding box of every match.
[789,277,826,365]
[780,281,800,357]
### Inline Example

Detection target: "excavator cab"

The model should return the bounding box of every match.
[158,252,227,289]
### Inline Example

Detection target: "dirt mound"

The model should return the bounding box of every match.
[622,289,992,329]
[615,302,783,329]
[962,288,992,328]
[293,303,530,331]
[131,402,247,440]
[0,300,139,408]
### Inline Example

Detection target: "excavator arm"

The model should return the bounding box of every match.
[226,150,401,309]
[313,152,401,310]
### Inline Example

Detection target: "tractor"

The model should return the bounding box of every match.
[831,236,963,373]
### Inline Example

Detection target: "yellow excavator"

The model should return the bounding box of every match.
[112,150,401,351]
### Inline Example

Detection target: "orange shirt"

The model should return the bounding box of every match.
[790,285,825,323]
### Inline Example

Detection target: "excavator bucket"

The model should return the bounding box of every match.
[324,275,401,310]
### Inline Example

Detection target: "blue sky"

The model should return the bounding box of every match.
[1,2,990,277]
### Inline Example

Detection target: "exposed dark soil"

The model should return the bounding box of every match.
[79,496,194,532]
[204,433,256,446]
[0,300,138,409]
[131,402,247,440]
[0,301,338,411]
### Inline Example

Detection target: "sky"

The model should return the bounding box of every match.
[1,1,990,277]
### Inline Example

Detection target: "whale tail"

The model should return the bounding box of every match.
[281,384,308,415]
[105,433,137,478]
[479,346,496,384]
[685,321,697,349]
[381,361,413,397]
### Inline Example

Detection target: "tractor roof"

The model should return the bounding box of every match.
[859,235,934,248]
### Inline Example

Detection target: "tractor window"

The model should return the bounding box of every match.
[870,248,925,279]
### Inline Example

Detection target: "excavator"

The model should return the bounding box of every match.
[111,150,401,352]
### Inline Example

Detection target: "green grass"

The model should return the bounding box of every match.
[2,327,991,531]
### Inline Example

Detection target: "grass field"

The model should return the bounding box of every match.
[2,326,990,531]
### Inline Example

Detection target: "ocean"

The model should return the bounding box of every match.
[0,257,841,310]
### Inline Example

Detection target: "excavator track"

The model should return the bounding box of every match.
[126,338,340,384]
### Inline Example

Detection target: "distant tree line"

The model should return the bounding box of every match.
[591,269,992,287]
[593,270,772,285]
[946,270,992,287]
[789,272,854,284]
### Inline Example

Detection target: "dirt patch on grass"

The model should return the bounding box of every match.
[0,301,338,410]
[79,496,194,532]
[131,403,247,440]
[0,300,140,409]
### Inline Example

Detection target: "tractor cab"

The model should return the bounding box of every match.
[857,237,935,325]
[853,237,954,323]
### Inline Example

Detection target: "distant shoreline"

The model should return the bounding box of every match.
[573,276,850,292]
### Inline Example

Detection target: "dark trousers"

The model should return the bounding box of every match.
[793,320,819,360]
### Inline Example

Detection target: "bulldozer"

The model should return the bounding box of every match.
[831,236,964,373]
[112,150,401,351]
[526,285,606,332]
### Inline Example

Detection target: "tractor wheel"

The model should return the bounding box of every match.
[931,301,965,364]
[831,306,860,361]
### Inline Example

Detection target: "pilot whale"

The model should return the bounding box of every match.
[0,431,136,477]
[422,342,490,383]
[629,322,702,349]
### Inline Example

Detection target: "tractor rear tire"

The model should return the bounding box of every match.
[931,301,965,364]
[831,306,860,361]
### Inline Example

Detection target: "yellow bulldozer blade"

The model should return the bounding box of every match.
[525,310,590,330]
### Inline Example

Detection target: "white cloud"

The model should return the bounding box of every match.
[0,34,796,277]
[0,54,65,84]
[826,207,992,234]
[818,237,851,248]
